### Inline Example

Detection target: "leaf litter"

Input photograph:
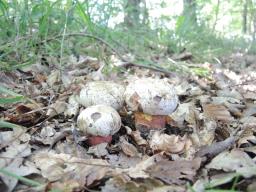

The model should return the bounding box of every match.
[0,53,256,192]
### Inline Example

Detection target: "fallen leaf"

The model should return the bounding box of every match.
[203,104,234,122]
[47,70,61,87]
[88,142,109,157]
[0,132,38,192]
[240,116,256,129]
[32,151,111,188]
[102,176,186,192]
[146,158,201,184]
[169,102,199,127]
[106,153,142,169]
[206,149,256,178]
[46,101,67,117]
[119,136,140,157]
[149,131,187,154]
[64,95,79,117]
[192,173,238,192]
[126,153,167,178]
[124,126,148,146]
[216,89,243,100]
[247,181,256,192]
[243,104,256,117]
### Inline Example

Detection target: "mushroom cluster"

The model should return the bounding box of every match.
[77,81,124,145]
[76,78,179,145]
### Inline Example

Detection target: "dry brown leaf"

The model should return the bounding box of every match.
[88,142,109,157]
[211,96,242,105]
[169,102,199,127]
[243,146,256,156]
[149,131,188,154]
[64,95,79,117]
[107,153,142,169]
[146,158,201,184]
[6,104,42,127]
[203,104,234,122]
[247,181,256,192]
[102,176,186,192]
[126,153,167,178]
[124,126,148,146]
[216,89,243,100]
[240,116,256,129]
[206,149,256,178]
[175,81,203,96]
[46,101,67,117]
[190,120,216,147]
[243,104,256,117]
[119,136,140,157]
[32,151,111,188]
[0,131,39,192]
[47,70,61,87]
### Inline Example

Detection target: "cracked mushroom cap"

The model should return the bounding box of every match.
[77,105,121,136]
[124,78,179,115]
[78,81,125,110]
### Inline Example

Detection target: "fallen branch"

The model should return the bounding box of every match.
[195,136,236,158]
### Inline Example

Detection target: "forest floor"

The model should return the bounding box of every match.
[1,51,256,192]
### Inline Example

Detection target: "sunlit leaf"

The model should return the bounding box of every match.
[0,120,22,129]
[0,95,25,104]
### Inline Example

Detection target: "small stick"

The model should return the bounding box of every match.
[195,136,236,158]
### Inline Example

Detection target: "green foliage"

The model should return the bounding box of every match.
[0,120,23,129]
[0,168,41,186]
[0,0,254,71]
[0,85,25,104]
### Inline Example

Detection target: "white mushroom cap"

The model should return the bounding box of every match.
[77,105,121,136]
[78,81,125,110]
[124,78,178,115]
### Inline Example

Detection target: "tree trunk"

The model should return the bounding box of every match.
[243,0,248,33]
[253,11,256,42]
[183,0,197,25]
[123,0,141,28]
[212,0,220,32]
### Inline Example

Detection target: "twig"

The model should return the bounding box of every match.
[227,78,256,88]
[120,61,175,76]
[45,33,175,76]
[195,136,236,158]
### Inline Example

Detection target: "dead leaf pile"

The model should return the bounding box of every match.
[1,53,256,192]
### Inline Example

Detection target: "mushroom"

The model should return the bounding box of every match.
[124,78,178,131]
[78,81,125,110]
[77,105,121,145]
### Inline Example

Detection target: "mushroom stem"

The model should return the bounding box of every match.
[88,135,112,146]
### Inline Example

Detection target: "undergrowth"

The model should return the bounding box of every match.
[0,0,254,71]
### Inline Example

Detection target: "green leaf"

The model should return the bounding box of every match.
[0,0,8,15]
[0,85,22,96]
[190,67,210,77]
[0,96,25,104]
[0,168,42,187]
[75,1,93,32]
[0,120,22,129]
